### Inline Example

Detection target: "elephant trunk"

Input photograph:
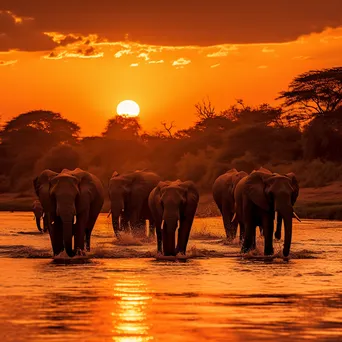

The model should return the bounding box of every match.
[35,215,42,232]
[112,216,120,238]
[274,197,293,258]
[162,219,179,256]
[274,212,283,240]
[282,214,292,258]
[61,219,74,257]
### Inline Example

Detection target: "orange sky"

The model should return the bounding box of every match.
[1,1,342,136]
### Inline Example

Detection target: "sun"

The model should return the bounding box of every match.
[116,100,140,117]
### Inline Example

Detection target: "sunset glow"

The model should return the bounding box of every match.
[117,100,140,117]
[1,2,342,135]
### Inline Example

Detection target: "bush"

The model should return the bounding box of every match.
[35,144,80,173]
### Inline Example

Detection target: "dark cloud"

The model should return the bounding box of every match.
[0,10,55,51]
[1,0,342,51]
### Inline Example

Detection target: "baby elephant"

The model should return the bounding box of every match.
[32,199,47,233]
[148,180,199,256]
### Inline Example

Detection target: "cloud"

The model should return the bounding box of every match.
[137,52,150,61]
[2,1,342,51]
[0,10,55,52]
[292,55,312,60]
[0,59,17,66]
[0,10,33,24]
[43,32,104,59]
[148,60,164,64]
[130,63,139,67]
[172,58,191,67]
[262,47,275,53]
[210,63,220,68]
[258,65,268,69]
[207,46,238,57]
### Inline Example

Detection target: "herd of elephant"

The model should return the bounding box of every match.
[32,166,300,259]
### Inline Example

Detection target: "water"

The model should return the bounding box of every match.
[0,212,342,341]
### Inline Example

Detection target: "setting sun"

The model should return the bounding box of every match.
[116,100,140,117]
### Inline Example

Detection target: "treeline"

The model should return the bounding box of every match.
[1,66,342,195]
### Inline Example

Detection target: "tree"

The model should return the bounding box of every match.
[195,97,216,120]
[102,115,141,140]
[222,100,284,127]
[277,67,342,123]
[35,144,80,173]
[0,111,80,184]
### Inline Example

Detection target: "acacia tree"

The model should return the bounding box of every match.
[277,67,342,123]
[102,115,141,140]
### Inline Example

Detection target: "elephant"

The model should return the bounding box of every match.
[212,169,248,240]
[148,180,199,256]
[48,168,104,257]
[32,199,47,233]
[108,170,161,239]
[234,170,300,257]
[33,168,104,257]
[33,169,59,233]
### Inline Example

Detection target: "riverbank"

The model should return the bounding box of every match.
[1,182,342,220]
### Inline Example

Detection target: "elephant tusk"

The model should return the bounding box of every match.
[231,213,236,223]
[73,216,76,225]
[161,220,165,230]
[293,211,301,222]
[107,209,111,218]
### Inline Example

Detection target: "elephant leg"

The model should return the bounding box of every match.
[274,213,283,240]
[74,212,89,254]
[239,222,245,242]
[262,214,274,256]
[148,219,156,238]
[176,217,194,255]
[259,226,264,237]
[131,218,146,238]
[49,218,64,256]
[221,206,235,240]
[43,215,49,233]
[120,214,130,232]
[85,210,100,252]
[155,223,162,253]
[241,221,256,254]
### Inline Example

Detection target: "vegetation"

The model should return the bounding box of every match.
[1,66,342,218]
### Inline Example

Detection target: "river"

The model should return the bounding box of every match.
[0,212,341,341]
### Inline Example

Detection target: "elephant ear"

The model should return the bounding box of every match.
[156,181,171,191]
[33,177,39,196]
[286,172,299,204]
[245,172,271,211]
[230,172,245,196]
[179,181,199,210]
[226,168,238,174]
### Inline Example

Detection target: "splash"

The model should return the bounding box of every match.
[113,233,144,246]
[53,250,92,264]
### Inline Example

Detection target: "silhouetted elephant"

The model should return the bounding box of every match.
[212,169,248,240]
[108,170,161,239]
[32,199,47,233]
[148,180,199,256]
[234,170,300,258]
[49,168,104,257]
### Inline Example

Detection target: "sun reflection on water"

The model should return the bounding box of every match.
[111,278,153,342]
